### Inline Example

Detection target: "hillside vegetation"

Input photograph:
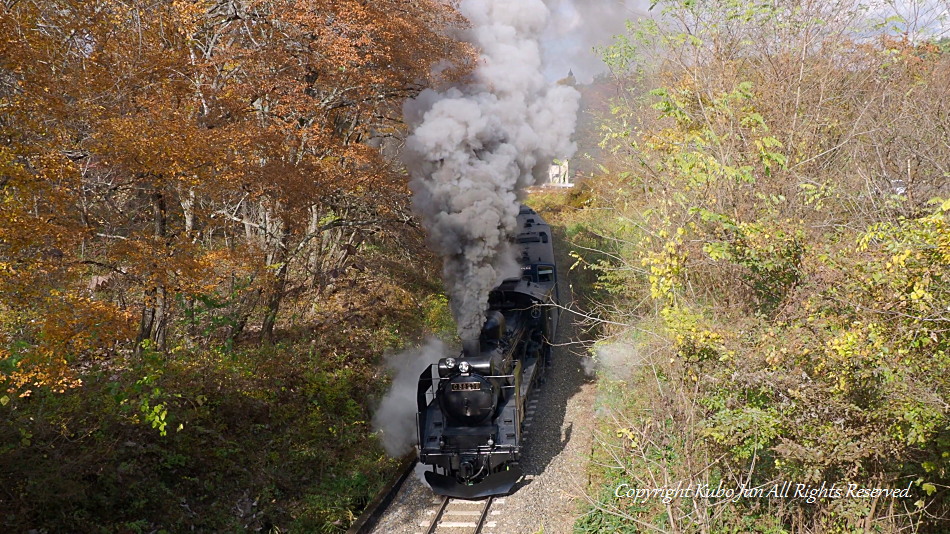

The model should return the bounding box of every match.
[0,1,464,531]
[554,1,950,532]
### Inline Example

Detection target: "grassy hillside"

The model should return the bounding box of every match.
[559,2,950,531]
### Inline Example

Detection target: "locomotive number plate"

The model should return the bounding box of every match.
[452,382,481,391]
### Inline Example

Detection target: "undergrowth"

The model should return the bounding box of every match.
[1,242,455,533]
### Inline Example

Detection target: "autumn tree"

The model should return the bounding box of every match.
[0,0,473,391]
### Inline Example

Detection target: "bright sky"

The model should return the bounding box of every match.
[539,0,949,84]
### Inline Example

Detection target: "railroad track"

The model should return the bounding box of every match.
[421,495,497,534]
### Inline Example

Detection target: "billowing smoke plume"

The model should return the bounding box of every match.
[372,338,448,456]
[404,0,580,340]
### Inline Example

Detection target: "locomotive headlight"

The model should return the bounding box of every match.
[458,361,471,374]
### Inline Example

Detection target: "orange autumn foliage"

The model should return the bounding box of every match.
[0,0,473,393]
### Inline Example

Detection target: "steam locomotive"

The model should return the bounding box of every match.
[416,205,558,498]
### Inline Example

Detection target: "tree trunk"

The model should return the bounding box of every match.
[260,203,288,343]
[260,260,287,343]
[307,205,321,289]
[136,185,169,354]
[181,187,195,236]
[241,201,256,244]
[152,187,167,238]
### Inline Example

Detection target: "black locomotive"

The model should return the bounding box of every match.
[416,205,559,498]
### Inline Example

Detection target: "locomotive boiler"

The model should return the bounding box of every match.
[415,205,559,498]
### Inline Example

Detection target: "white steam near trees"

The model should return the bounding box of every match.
[372,339,448,456]
[403,0,581,341]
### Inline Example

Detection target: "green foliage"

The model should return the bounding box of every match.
[702,406,782,460]
[576,1,950,530]
[292,453,396,533]
[575,372,688,533]
[699,213,805,315]
[0,338,395,532]
[662,307,729,364]
[598,19,660,75]
[422,293,457,340]
[176,279,256,351]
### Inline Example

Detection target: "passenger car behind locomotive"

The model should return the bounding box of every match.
[416,205,558,498]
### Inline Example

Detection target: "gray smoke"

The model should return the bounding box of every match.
[541,0,651,83]
[372,338,448,456]
[404,0,580,340]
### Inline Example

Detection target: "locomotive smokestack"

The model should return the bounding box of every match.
[462,338,480,359]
